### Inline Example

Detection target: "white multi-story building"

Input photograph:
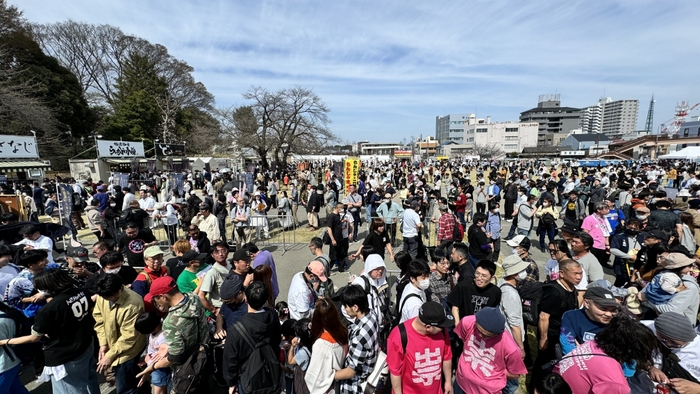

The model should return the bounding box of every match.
[579,104,603,134]
[435,114,470,144]
[463,114,539,154]
[580,97,638,135]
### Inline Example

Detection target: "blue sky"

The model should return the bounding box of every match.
[12,0,700,143]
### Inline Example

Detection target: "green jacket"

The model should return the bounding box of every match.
[163,292,209,365]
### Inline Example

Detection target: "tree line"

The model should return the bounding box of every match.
[0,0,337,170]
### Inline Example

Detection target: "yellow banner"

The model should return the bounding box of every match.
[344,157,360,194]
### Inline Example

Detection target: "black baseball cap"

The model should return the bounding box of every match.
[583,287,619,308]
[69,247,89,263]
[232,248,252,261]
[642,229,669,243]
[419,302,455,328]
[181,250,207,265]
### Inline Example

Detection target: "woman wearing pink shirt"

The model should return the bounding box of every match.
[555,315,657,394]
[581,202,612,267]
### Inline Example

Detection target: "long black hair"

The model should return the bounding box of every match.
[33,268,76,295]
[595,315,657,370]
[534,373,572,394]
[294,318,314,350]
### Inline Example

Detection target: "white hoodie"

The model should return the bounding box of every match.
[347,254,387,319]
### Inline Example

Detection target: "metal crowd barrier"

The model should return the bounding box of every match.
[239,214,297,255]
[150,217,184,249]
[367,214,439,248]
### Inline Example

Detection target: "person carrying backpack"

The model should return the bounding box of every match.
[223,281,282,394]
[0,301,30,394]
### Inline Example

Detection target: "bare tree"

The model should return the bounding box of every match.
[219,86,338,169]
[32,21,137,105]
[33,21,215,137]
[471,143,506,159]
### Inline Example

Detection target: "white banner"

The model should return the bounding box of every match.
[97,140,145,158]
[0,135,38,158]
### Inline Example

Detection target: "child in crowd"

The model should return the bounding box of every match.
[641,253,694,305]
[135,311,171,394]
[288,318,314,393]
[276,301,290,325]
[280,319,297,394]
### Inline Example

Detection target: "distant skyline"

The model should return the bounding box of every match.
[12,0,700,142]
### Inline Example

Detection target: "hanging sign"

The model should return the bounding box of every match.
[97,140,145,158]
[0,135,38,158]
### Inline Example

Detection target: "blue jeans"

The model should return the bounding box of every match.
[0,363,29,394]
[506,223,517,239]
[468,253,480,268]
[113,356,141,394]
[456,212,466,228]
[503,378,519,394]
[539,226,556,249]
[516,228,530,237]
[50,341,100,394]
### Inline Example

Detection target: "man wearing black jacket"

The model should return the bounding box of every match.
[223,281,281,389]
[307,185,323,230]
[186,225,212,255]
[504,178,518,221]
[467,213,492,268]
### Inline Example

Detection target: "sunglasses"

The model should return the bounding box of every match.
[548,249,558,254]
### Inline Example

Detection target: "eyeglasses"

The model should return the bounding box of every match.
[213,249,228,255]
[437,261,451,266]
[658,336,688,349]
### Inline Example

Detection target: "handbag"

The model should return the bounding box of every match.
[360,351,388,394]
[293,348,311,394]
[170,311,209,394]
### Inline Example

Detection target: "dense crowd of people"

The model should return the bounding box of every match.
[1,158,700,394]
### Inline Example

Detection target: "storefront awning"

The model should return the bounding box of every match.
[0,160,51,170]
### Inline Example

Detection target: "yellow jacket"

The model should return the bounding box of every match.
[93,287,147,366]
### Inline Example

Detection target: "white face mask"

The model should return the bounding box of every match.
[637,214,648,220]
[512,248,519,255]
[105,267,121,274]
[517,271,527,280]
[418,278,430,290]
[110,203,116,207]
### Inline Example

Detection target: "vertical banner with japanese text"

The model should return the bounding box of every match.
[168,174,185,197]
[57,184,73,224]
[344,157,360,194]
[113,173,130,188]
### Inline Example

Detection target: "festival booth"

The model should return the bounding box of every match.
[189,157,231,173]
[659,147,700,160]
[69,140,146,182]
[0,134,50,184]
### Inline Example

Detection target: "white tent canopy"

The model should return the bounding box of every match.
[659,147,700,160]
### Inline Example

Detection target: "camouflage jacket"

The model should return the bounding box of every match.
[163,292,209,365]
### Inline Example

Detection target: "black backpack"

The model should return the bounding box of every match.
[390,292,421,329]
[233,322,282,394]
[541,212,556,228]
[508,281,548,327]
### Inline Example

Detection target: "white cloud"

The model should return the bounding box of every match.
[11,0,700,140]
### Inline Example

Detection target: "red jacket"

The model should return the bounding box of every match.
[455,193,467,213]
